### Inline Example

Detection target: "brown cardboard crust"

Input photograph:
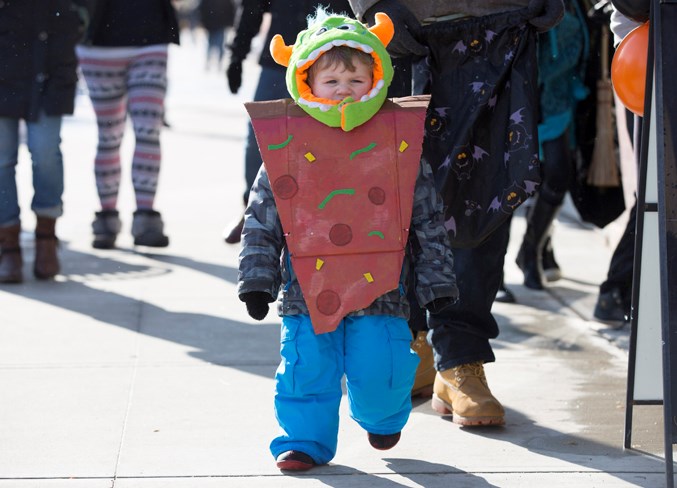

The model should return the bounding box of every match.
[245,95,431,121]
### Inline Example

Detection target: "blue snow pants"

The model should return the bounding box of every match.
[270,314,419,465]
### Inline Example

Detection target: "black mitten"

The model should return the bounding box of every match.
[364,0,428,58]
[240,291,273,321]
[425,297,456,315]
[226,58,243,94]
[527,0,565,33]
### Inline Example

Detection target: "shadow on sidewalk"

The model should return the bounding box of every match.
[279,459,498,487]
[2,241,280,375]
[405,401,665,485]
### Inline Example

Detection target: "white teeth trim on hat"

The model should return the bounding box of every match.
[297,39,374,69]
[297,98,333,111]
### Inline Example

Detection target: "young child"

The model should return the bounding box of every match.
[237,8,457,472]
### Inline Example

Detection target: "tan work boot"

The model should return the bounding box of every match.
[432,361,505,426]
[34,217,60,280]
[411,331,435,397]
[0,224,23,283]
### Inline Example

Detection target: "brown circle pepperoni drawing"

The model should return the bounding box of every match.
[317,290,341,315]
[368,186,386,205]
[272,175,298,199]
[329,223,352,246]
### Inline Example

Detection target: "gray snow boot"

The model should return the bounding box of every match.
[92,210,122,249]
[131,210,169,247]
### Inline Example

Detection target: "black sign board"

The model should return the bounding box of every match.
[624,1,677,487]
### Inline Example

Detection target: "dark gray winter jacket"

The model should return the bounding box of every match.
[238,148,458,321]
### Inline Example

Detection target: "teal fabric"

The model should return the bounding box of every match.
[537,2,589,153]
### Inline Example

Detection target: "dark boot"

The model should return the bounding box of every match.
[494,275,516,303]
[34,217,60,280]
[132,209,169,247]
[223,196,247,244]
[542,235,562,282]
[515,198,561,290]
[0,224,23,283]
[92,210,122,249]
[223,215,244,244]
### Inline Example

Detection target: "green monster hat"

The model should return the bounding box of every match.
[269,10,394,131]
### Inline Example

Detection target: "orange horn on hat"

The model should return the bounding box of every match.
[368,12,394,48]
[270,34,292,67]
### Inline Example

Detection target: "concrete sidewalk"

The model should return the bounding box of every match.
[0,32,671,487]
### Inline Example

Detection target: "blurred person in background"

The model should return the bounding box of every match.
[198,0,236,71]
[593,2,645,323]
[78,0,180,249]
[0,0,87,283]
[514,0,590,290]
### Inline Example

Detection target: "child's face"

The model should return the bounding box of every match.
[309,59,373,102]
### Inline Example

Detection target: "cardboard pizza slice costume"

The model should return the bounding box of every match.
[246,11,430,334]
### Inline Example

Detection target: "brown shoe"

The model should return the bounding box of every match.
[411,331,435,397]
[0,224,23,283]
[34,217,60,280]
[223,215,244,244]
[432,361,505,426]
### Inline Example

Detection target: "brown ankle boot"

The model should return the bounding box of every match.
[0,224,23,283]
[34,217,60,280]
[411,331,436,397]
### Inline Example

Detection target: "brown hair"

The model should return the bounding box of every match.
[306,46,374,86]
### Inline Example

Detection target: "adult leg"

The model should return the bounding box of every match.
[212,29,226,68]
[344,315,418,448]
[419,10,538,426]
[244,66,289,202]
[127,45,168,210]
[0,118,23,282]
[516,133,571,289]
[595,112,640,321]
[595,200,636,321]
[0,118,21,227]
[270,315,343,466]
[78,46,128,248]
[127,45,170,247]
[26,113,64,279]
[428,218,511,426]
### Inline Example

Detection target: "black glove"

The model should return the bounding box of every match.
[364,0,428,58]
[527,0,565,33]
[226,58,243,94]
[240,291,273,321]
[425,297,456,315]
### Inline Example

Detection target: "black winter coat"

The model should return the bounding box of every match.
[198,0,235,31]
[230,0,351,69]
[0,0,84,120]
[82,0,180,47]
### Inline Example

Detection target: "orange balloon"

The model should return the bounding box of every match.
[611,22,649,116]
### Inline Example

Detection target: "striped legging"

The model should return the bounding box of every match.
[77,45,168,210]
